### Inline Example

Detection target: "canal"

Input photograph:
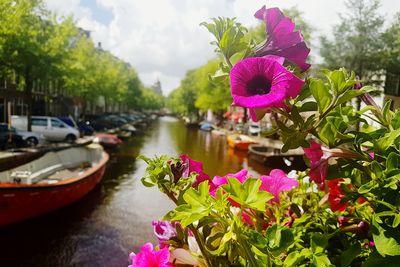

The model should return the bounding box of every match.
[0,116,269,267]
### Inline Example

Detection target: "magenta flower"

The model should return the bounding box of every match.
[129,243,171,267]
[230,56,304,121]
[303,141,359,189]
[260,169,299,202]
[152,221,176,246]
[254,6,310,71]
[179,154,210,187]
[303,141,330,189]
[210,169,248,196]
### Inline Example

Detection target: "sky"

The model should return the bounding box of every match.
[44,0,400,95]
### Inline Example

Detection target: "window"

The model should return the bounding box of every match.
[385,72,400,96]
[32,118,48,127]
[51,119,64,128]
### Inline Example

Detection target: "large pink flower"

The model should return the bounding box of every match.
[260,169,299,202]
[129,243,172,267]
[254,6,311,71]
[230,56,304,121]
[179,154,210,187]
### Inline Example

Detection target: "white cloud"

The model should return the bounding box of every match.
[45,0,400,95]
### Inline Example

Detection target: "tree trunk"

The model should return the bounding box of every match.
[24,66,33,131]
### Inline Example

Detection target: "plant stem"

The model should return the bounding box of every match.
[160,184,213,267]
[235,223,258,267]
[188,224,213,267]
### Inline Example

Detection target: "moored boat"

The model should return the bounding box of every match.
[0,144,109,226]
[200,123,214,132]
[211,128,227,136]
[227,134,257,150]
[248,144,306,171]
[94,133,122,149]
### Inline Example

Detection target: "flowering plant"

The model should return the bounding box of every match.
[130,4,400,267]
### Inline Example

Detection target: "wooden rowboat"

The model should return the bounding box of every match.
[248,144,306,171]
[0,144,109,226]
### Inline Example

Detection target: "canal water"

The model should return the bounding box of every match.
[0,116,269,267]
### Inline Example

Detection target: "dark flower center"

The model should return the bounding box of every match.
[246,75,272,95]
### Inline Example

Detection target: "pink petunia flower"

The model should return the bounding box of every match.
[179,154,211,188]
[260,169,299,202]
[152,221,177,247]
[210,169,248,196]
[230,56,304,121]
[303,141,359,190]
[254,6,311,71]
[129,243,172,267]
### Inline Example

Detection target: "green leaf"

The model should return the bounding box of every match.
[281,131,308,153]
[299,101,318,112]
[309,79,331,113]
[340,244,361,267]
[386,153,400,171]
[284,251,303,267]
[390,109,400,129]
[336,89,365,106]
[382,100,394,125]
[393,214,400,228]
[311,233,328,254]
[358,180,378,194]
[297,83,311,101]
[291,105,304,126]
[249,230,269,249]
[363,252,400,267]
[265,225,294,256]
[375,128,400,152]
[319,122,335,146]
[329,69,346,94]
[312,254,332,267]
[221,178,273,211]
[372,215,400,256]
[170,182,211,227]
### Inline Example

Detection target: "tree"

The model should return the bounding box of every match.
[320,0,385,85]
[0,0,79,129]
[194,59,231,113]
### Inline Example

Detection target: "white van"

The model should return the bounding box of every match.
[11,116,79,142]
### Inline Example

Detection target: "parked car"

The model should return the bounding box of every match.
[77,121,95,135]
[11,116,80,142]
[59,116,94,136]
[0,124,25,149]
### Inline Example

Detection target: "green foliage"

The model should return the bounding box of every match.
[222,178,273,211]
[0,0,159,112]
[138,4,400,267]
[167,59,231,116]
[320,0,385,87]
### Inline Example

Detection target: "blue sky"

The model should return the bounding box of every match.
[81,0,113,25]
[45,0,400,95]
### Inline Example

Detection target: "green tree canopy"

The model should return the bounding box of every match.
[320,0,385,84]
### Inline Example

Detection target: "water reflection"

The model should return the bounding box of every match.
[0,116,269,267]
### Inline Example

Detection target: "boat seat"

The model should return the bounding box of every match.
[28,164,64,184]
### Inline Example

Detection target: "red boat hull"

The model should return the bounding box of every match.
[0,152,109,227]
